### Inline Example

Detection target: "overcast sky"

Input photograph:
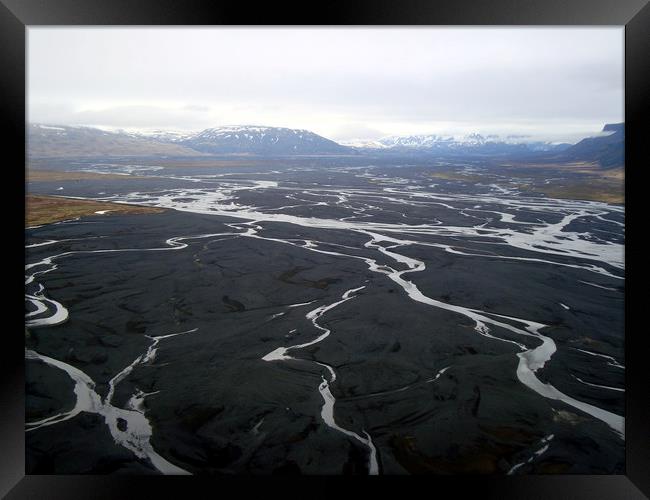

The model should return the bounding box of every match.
[28,27,623,143]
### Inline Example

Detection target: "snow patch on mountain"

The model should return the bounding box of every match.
[339,139,389,149]
[375,133,566,151]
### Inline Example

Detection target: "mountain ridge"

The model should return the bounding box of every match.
[560,123,624,168]
[27,124,203,158]
[27,122,624,167]
[177,125,349,155]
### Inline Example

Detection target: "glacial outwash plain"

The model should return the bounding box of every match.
[25,124,624,475]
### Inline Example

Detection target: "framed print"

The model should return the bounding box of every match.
[2,0,649,498]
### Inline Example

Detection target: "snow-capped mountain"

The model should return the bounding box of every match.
[30,122,611,160]
[27,124,203,158]
[28,124,353,157]
[176,125,351,155]
[128,129,193,143]
[370,133,570,154]
[378,134,456,149]
[338,139,390,149]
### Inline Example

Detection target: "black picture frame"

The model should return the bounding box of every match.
[3,0,648,498]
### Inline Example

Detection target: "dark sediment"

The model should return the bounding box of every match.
[25,161,624,475]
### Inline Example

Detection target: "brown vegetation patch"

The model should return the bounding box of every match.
[535,461,573,473]
[389,433,532,474]
[532,182,624,204]
[26,169,148,182]
[431,163,624,204]
[429,171,485,182]
[479,425,538,444]
[503,161,597,169]
[26,194,165,227]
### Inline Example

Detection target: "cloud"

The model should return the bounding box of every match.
[72,105,213,129]
[27,27,623,141]
[183,104,211,112]
[29,103,218,131]
[328,123,387,141]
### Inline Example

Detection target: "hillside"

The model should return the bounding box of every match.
[561,123,624,168]
[28,124,203,158]
[175,126,351,155]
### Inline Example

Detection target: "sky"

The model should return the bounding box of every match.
[27,27,624,143]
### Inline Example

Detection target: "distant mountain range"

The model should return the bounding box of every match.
[27,123,624,168]
[343,133,571,155]
[560,123,624,168]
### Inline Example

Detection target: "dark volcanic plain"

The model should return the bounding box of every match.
[25,157,625,475]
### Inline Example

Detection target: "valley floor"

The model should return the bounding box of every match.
[24,158,625,475]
